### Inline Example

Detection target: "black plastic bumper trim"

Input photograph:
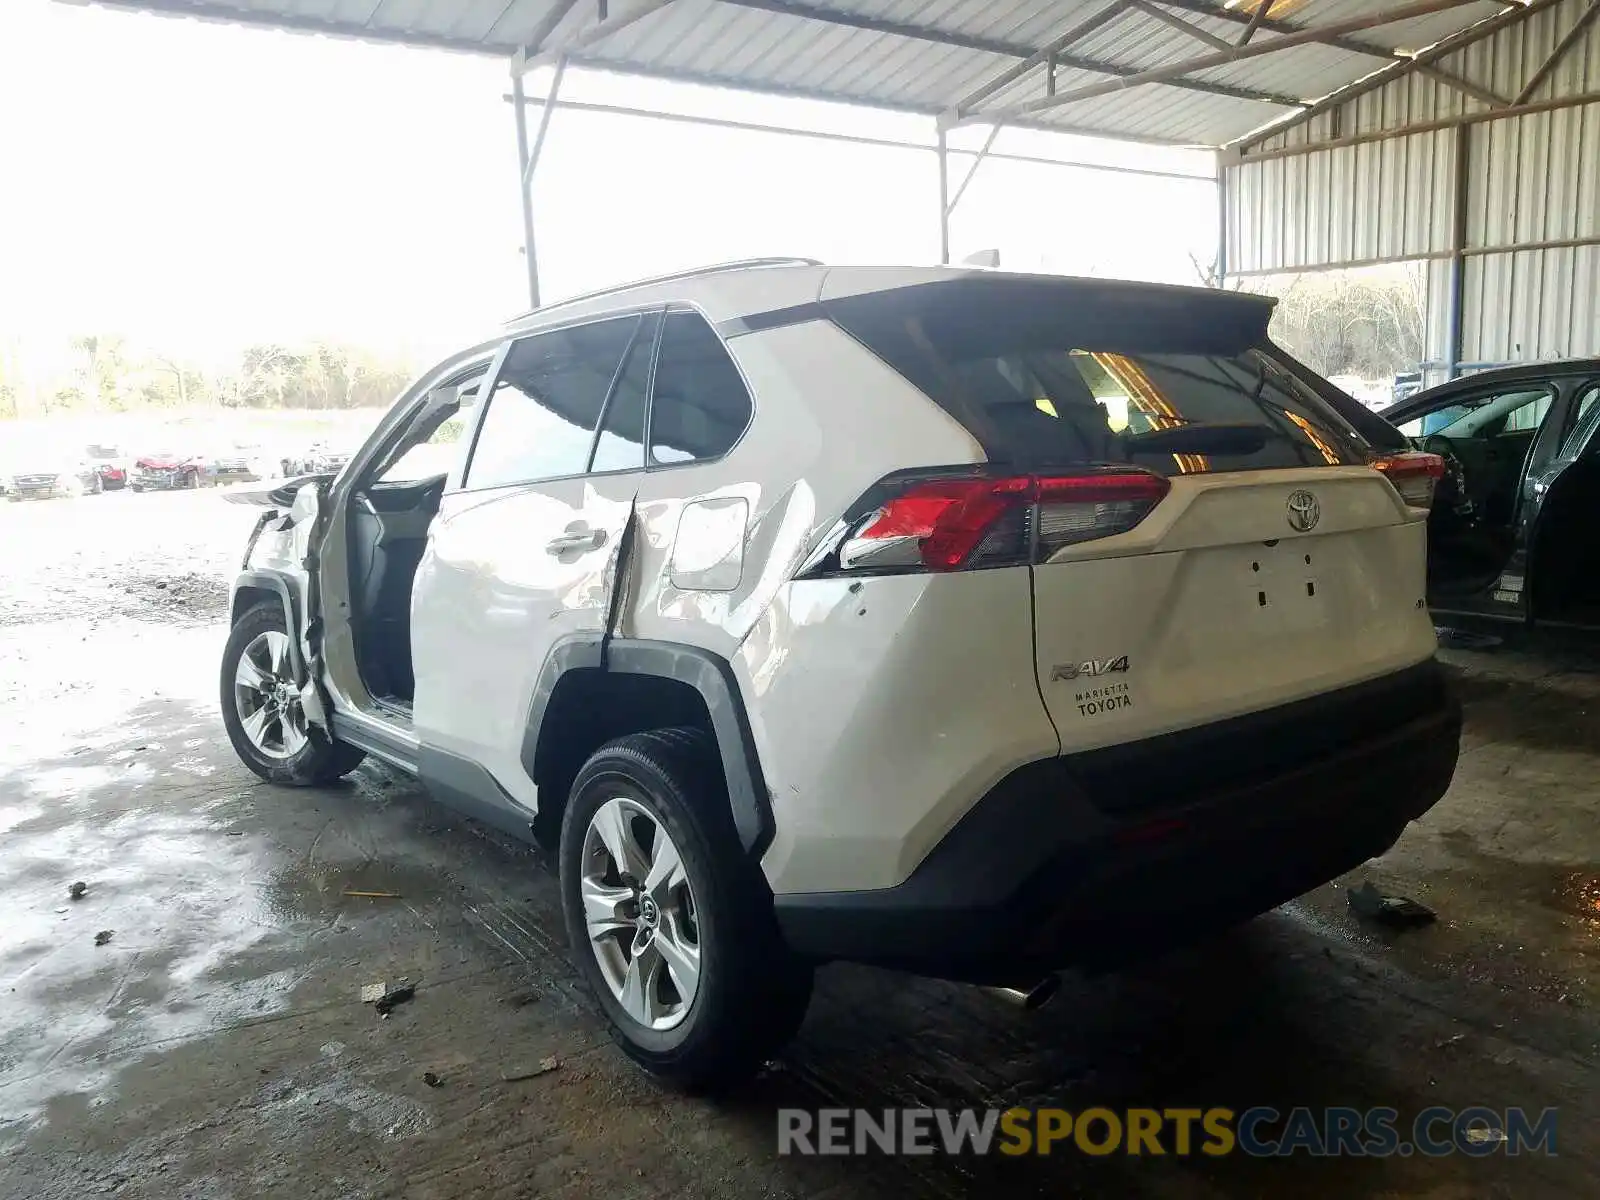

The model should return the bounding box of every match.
[774,660,1462,982]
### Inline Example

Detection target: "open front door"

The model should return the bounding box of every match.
[1391,384,1557,598]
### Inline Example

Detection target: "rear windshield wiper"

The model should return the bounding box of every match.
[1124,422,1268,457]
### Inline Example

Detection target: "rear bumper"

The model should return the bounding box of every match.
[774,660,1461,983]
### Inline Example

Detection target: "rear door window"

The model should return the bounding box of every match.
[466,315,639,489]
[826,278,1370,476]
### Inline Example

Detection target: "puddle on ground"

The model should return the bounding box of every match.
[0,758,460,1130]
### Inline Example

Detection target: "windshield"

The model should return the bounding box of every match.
[1392,400,1488,438]
[826,278,1373,475]
[1392,390,1549,440]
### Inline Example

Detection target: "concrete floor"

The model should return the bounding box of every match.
[1,489,1596,1199]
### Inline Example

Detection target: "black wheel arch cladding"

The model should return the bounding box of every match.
[523,636,775,857]
[231,571,304,676]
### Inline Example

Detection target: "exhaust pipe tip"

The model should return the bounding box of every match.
[985,974,1061,1011]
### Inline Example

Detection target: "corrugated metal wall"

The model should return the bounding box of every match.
[1227,127,1458,273]
[1424,258,1455,377]
[1224,0,1600,366]
[1466,246,1600,361]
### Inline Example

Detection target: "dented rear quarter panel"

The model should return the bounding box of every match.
[613,318,1063,896]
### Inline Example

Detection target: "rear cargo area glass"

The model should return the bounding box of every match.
[826,277,1373,476]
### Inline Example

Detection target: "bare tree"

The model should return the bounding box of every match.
[150,357,191,407]
[1260,269,1425,379]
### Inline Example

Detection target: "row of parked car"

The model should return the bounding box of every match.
[1,440,358,502]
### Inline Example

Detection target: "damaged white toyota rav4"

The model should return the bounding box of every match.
[221,260,1461,1086]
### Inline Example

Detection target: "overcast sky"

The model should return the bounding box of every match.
[0,0,1219,366]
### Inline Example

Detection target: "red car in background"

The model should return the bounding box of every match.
[131,449,206,491]
[85,444,129,491]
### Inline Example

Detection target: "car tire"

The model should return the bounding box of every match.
[220,601,366,786]
[559,728,811,1090]
[130,484,143,493]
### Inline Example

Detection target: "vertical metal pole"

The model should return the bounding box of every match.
[1209,149,1235,288]
[1445,122,1471,379]
[512,66,540,309]
[526,58,568,185]
[515,57,567,310]
[936,124,951,265]
[1214,150,1229,288]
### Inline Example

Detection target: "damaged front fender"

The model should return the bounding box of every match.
[232,478,333,735]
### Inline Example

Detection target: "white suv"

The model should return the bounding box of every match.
[220,260,1462,1085]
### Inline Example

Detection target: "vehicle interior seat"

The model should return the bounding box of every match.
[1476,430,1537,526]
[348,474,446,704]
[1421,420,1538,593]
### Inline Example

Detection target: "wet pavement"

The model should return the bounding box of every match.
[1,490,1596,1198]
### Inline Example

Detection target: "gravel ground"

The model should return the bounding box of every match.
[0,488,1596,1199]
[0,489,241,630]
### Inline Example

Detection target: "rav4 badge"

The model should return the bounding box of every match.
[1052,655,1130,682]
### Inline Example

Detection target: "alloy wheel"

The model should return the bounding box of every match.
[580,796,702,1031]
[233,630,308,760]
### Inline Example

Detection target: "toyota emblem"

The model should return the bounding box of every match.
[1286,490,1320,533]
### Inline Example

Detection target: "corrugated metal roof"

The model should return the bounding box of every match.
[1220,0,1600,370]
[85,0,1535,146]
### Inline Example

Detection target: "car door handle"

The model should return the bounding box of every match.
[546,528,607,555]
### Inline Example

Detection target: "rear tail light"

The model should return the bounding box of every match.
[1033,472,1173,555]
[1371,451,1445,509]
[818,467,1170,576]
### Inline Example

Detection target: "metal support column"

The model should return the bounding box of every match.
[511,67,540,309]
[1214,150,1230,288]
[511,56,568,310]
[936,124,951,264]
[1445,122,1471,378]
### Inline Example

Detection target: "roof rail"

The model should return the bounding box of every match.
[507,257,823,323]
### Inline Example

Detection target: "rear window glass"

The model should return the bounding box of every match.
[827,280,1374,475]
